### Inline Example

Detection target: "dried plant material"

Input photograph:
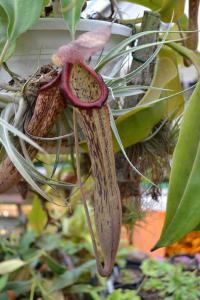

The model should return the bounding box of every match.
[0,72,66,193]
[187,0,199,51]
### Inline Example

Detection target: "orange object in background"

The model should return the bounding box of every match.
[123,211,200,258]
[166,231,200,256]
[132,211,166,257]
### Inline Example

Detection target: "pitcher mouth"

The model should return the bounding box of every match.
[60,62,108,109]
[38,72,62,93]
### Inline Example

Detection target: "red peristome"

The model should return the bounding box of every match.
[60,63,108,109]
[38,72,62,94]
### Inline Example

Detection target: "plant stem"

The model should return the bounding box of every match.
[0,40,10,67]
[187,0,199,50]
[0,92,20,103]
[2,62,21,82]
[118,17,143,25]
[0,83,20,92]
[29,280,36,300]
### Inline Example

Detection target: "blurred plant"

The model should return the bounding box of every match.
[140,258,200,300]
[105,289,141,300]
[0,0,200,279]
[0,190,134,299]
[0,197,95,299]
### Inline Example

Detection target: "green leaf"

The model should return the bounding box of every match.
[154,83,200,249]
[81,49,183,155]
[69,284,103,300]
[110,42,184,154]
[179,14,188,31]
[61,0,86,40]
[37,234,61,251]
[140,259,173,277]
[0,0,43,63]
[159,0,185,22]
[27,197,48,235]
[19,230,36,252]
[0,259,26,275]
[159,49,183,118]
[0,0,43,40]
[139,47,184,117]
[112,103,162,151]
[0,4,7,51]
[107,289,141,300]
[44,255,66,275]
[0,275,8,292]
[124,0,185,22]
[44,0,51,6]
[50,260,95,292]
[3,281,31,297]
[0,293,7,300]
[110,107,156,185]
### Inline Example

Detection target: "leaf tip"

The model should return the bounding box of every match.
[150,244,159,252]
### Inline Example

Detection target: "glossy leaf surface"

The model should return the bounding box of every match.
[139,47,183,115]
[114,101,165,152]
[0,0,43,62]
[154,83,200,249]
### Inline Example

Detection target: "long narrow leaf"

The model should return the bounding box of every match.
[97,39,182,77]
[0,106,46,154]
[153,83,200,249]
[109,107,156,186]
